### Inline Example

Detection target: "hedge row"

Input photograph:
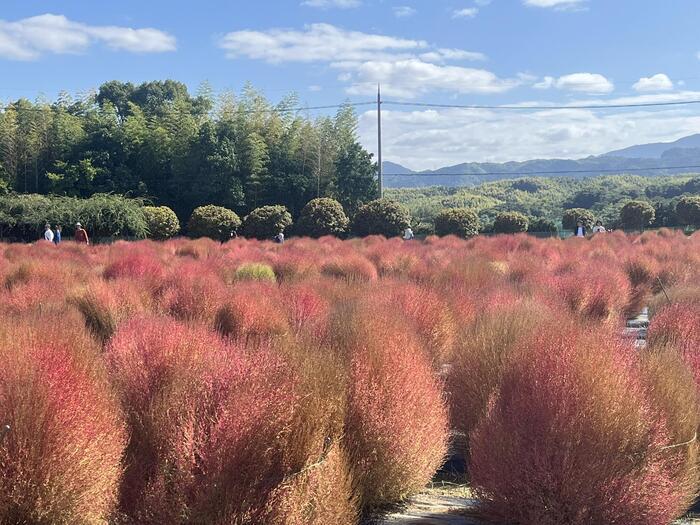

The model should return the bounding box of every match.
[3,193,699,244]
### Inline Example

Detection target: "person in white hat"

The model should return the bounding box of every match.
[74,222,90,245]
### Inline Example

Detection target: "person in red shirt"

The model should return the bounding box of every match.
[74,222,90,245]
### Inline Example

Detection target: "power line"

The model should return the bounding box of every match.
[6,97,700,115]
[0,101,376,115]
[383,99,700,111]
[385,164,700,177]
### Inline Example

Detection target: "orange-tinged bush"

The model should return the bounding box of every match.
[648,303,700,387]
[0,322,125,524]
[448,300,559,453]
[469,328,692,525]
[338,307,448,511]
[321,255,378,282]
[214,283,289,343]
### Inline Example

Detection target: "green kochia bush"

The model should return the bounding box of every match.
[143,206,180,240]
[187,205,241,242]
[234,262,277,282]
[296,198,349,238]
[434,208,480,238]
[352,199,411,237]
[493,212,529,234]
[242,205,293,240]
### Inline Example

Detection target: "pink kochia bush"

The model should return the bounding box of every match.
[105,317,300,524]
[0,321,126,524]
[340,307,449,510]
[469,327,694,525]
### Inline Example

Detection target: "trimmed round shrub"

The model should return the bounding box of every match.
[620,200,656,230]
[676,196,700,227]
[469,327,695,524]
[529,217,558,234]
[143,206,180,240]
[296,198,349,238]
[562,208,595,230]
[242,205,293,240]
[351,199,411,238]
[493,212,529,234]
[187,205,241,242]
[234,262,276,282]
[0,321,126,524]
[434,208,480,238]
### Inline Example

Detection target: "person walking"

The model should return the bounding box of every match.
[43,224,54,243]
[275,231,285,244]
[53,225,62,245]
[592,220,606,234]
[74,222,90,245]
[575,220,586,238]
[403,227,415,240]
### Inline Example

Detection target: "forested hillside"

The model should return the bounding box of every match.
[387,174,700,230]
[0,80,378,219]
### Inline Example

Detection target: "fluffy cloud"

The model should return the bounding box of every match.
[393,6,417,17]
[452,8,479,18]
[220,23,426,63]
[220,23,507,98]
[524,0,586,9]
[633,74,673,92]
[535,73,614,94]
[0,13,175,60]
[358,101,700,170]
[301,0,361,7]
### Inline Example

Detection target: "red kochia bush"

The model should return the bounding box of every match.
[0,323,125,523]
[103,252,165,281]
[648,302,700,386]
[469,328,691,525]
[106,317,299,524]
[340,308,448,511]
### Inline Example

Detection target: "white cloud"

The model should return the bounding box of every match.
[524,0,586,9]
[633,74,673,92]
[301,0,361,7]
[220,24,503,99]
[393,6,417,17]
[358,102,700,170]
[0,13,175,60]
[342,59,521,98]
[452,8,479,18]
[309,84,323,92]
[419,48,486,63]
[220,23,426,63]
[534,73,614,94]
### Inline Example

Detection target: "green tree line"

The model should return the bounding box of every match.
[0,80,378,220]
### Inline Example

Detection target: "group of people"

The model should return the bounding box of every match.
[42,222,89,245]
[575,220,607,237]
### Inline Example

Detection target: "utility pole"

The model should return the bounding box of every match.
[377,84,383,198]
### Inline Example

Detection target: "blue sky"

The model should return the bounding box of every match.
[4,0,700,169]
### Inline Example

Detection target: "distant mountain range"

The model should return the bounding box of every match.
[384,134,700,188]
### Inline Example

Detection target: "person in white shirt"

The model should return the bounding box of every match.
[592,220,606,234]
[275,231,285,244]
[575,220,586,238]
[403,227,415,240]
[43,223,54,242]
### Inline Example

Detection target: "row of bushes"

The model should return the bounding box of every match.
[3,193,698,243]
